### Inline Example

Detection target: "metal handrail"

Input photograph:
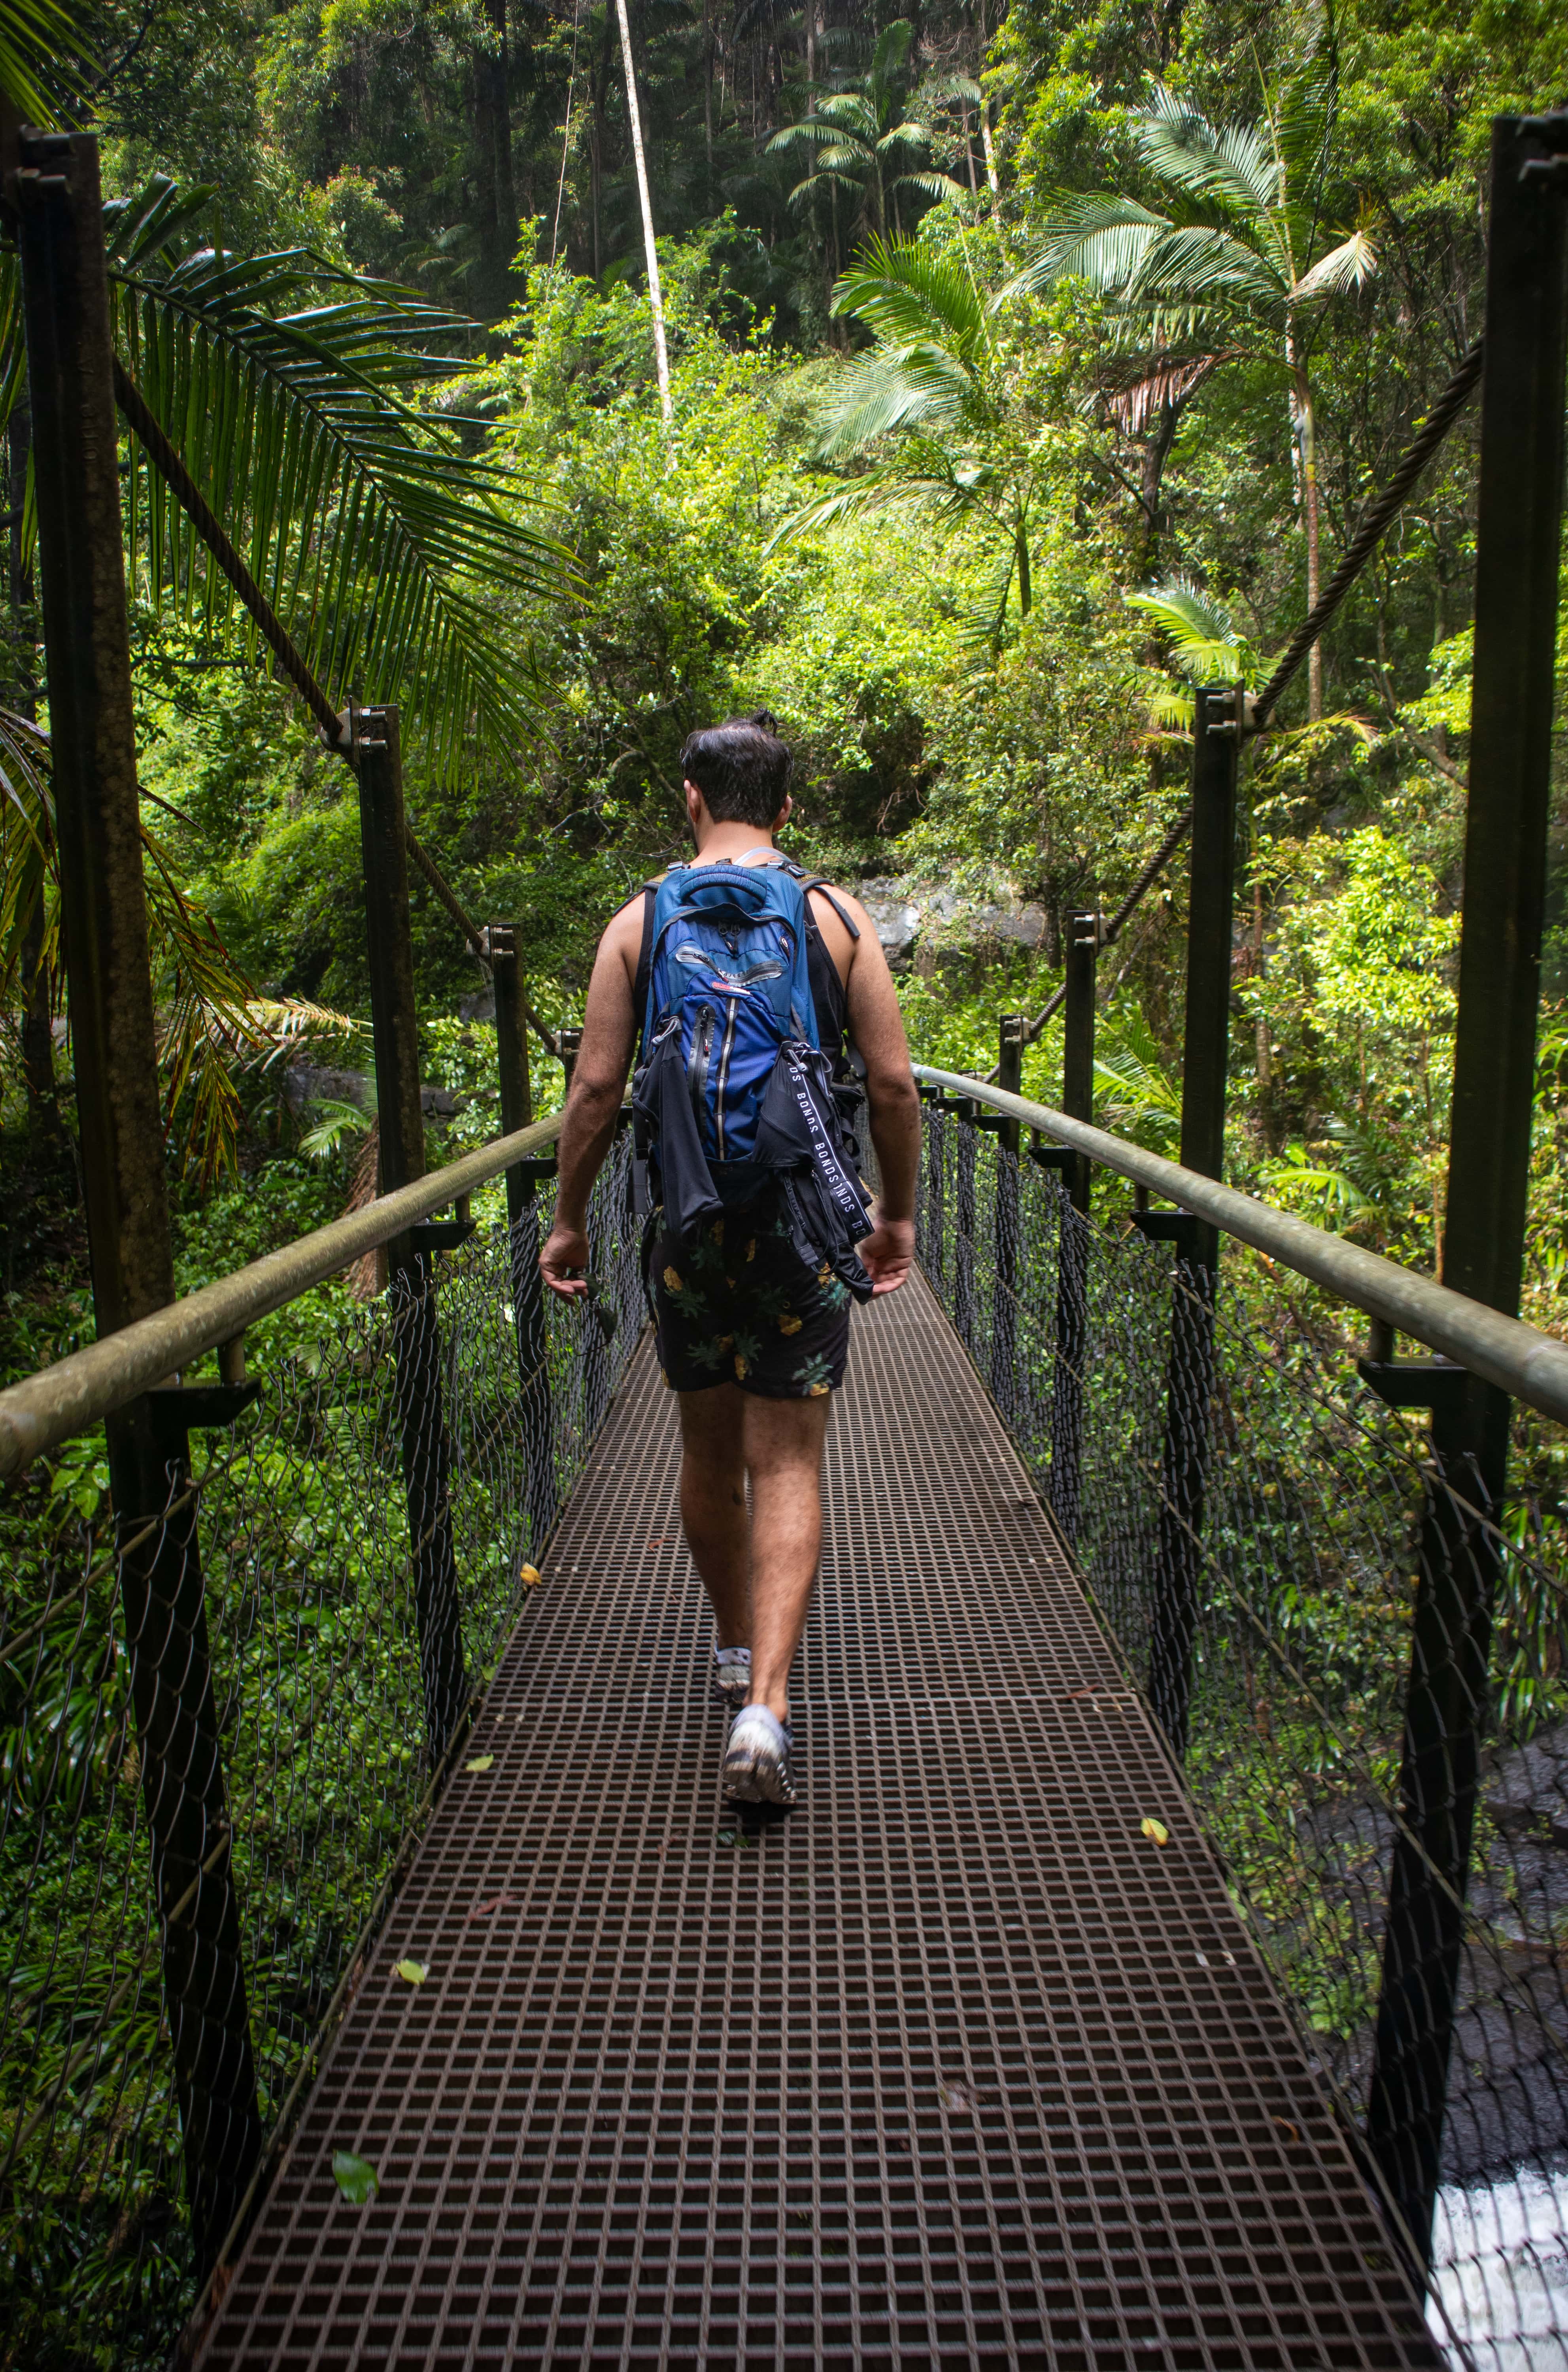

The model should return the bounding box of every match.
[0,1111,567,1479]
[914,1064,1568,1427]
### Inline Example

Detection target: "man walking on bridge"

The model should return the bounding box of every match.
[540,713,921,1807]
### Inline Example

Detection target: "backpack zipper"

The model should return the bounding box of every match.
[715,997,740,1156]
[688,1003,717,1137]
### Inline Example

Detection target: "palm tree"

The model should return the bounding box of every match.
[1009,39,1375,719]
[766,22,962,262]
[769,234,1037,645]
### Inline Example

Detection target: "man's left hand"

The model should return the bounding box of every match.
[858,1213,915,1297]
[540,1222,591,1299]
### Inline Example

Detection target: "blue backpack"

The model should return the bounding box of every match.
[631,855,874,1286]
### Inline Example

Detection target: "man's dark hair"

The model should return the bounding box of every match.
[680,711,792,829]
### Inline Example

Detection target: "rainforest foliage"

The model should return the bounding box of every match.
[3,0,1568,1367]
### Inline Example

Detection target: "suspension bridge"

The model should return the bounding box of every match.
[3,107,1568,2372]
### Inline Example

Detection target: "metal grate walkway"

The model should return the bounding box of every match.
[198,1275,1438,2371]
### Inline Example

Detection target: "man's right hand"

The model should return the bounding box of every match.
[540,1221,591,1299]
[858,1212,915,1297]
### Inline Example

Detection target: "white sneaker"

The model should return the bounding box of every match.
[722,1705,797,1806]
[712,1647,752,1707]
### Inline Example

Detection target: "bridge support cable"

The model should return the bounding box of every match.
[357,705,471,1762]
[107,299,559,1058]
[1009,333,1489,1069]
[1365,107,1568,2275]
[11,126,263,2261]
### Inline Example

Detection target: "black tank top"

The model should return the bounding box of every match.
[632,875,852,1071]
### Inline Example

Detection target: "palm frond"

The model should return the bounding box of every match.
[0,712,360,1180]
[1292,225,1377,302]
[891,170,971,208]
[1137,88,1279,225]
[832,234,988,355]
[868,17,915,88]
[101,177,569,783]
[1091,1010,1183,1154]
[766,442,979,552]
[0,0,85,122]
[0,707,56,1005]
[1125,223,1285,313]
[1128,576,1260,685]
[1256,1141,1372,1232]
[1000,198,1166,301]
[809,350,977,458]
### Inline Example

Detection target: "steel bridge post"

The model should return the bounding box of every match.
[1366,111,1568,2268]
[490,922,557,1550]
[1048,912,1098,1539]
[13,127,261,2262]
[990,1015,1024,1415]
[920,1087,946,1284]
[555,1022,611,1432]
[1148,690,1239,1756]
[954,1102,978,1352]
[356,706,468,1761]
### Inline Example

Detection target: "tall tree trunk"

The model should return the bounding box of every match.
[9,403,54,1148]
[975,0,1000,198]
[961,98,978,196]
[589,16,610,281]
[472,0,517,316]
[613,0,672,423]
[1137,397,1179,572]
[703,0,713,171]
[1286,327,1324,721]
[1014,510,1031,617]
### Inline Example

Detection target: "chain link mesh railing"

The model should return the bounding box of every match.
[0,1133,642,2368]
[917,1097,1568,2371]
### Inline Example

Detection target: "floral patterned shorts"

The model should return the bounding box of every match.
[646,1191,853,1400]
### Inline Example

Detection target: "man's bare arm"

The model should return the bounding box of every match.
[540,905,641,1299]
[839,895,921,1296]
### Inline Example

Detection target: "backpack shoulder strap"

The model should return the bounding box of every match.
[796,876,861,941]
[634,884,658,1052]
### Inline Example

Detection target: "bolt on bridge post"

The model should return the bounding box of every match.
[14,126,261,2260]
[490,922,557,1550]
[1048,911,1098,1540]
[1365,111,1568,2270]
[1147,688,1239,1757]
[355,705,468,1762]
[990,1014,1025,1415]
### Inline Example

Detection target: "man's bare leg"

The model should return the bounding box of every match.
[677,1383,750,1647]
[743,1393,831,1722]
[677,1386,832,1716]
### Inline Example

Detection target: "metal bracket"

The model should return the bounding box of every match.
[1029,1143,1077,1174]
[514,1155,558,1184]
[1519,112,1568,187]
[972,1112,1008,1135]
[916,1081,944,1105]
[409,1217,478,1256]
[145,1380,260,1447]
[1131,1209,1203,1252]
[1356,1357,1472,1416]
